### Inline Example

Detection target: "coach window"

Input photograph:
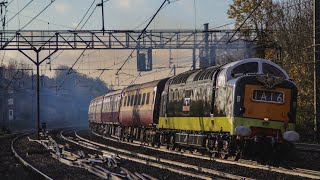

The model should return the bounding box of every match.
[138,94,141,105]
[123,96,127,107]
[142,93,146,105]
[146,92,150,104]
[130,95,134,106]
[134,94,138,105]
[127,96,130,106]
[152,92,155,104]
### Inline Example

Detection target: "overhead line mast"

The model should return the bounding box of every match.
[0,1,7,31]
[97,0,108,35]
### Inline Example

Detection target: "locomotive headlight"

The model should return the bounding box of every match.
[283,131,300,142]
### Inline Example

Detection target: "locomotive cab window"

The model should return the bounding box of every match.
[262,63,286,78]
[231,62,258,77]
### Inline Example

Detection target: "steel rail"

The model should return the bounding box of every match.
[90,131,320,179]
[295,143,320,152]
[60,129,214,180]
[11,133,53,180]
[72,130,251,180]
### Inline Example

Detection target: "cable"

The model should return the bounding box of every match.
[116,0,171,75]
[51,0,97,62]
[6,9,74,29]
[137,0,169,40]
[7,0,33,24]
[226,0,264,44]
[16,0,20,29]
[75,0,96,30]
[56,2,101,91]
[57,44,90,91]
[80,5,97,29]
[21,0,55,30]
[7,0,14,6]
[193,0,196,30]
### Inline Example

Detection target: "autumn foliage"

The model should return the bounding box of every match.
[228,0,314,141]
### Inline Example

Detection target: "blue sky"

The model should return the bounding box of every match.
[6,0,233,30]
[3,0,235,89]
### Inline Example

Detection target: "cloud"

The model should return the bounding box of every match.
[54,3,71,14]
[115,0,131,9]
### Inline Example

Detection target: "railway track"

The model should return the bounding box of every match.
[11,133,53,180]
[60,129,242,179]
[1,133,44,179]
[295,143,320,152]
[80,130,320,179]
[11,129,103,179]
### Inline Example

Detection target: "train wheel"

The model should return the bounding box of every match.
[230,152,240,161]
[211,152,218,158]
[166,144,170,149]
[221,153,228,159]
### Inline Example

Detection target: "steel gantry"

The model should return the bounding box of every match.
[0,28,257,139]
[0,29,255,50]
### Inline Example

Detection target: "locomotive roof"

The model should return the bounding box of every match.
[90,94,104,103]
[221,58,288,77]
[216,58,289,87]
[167,58,289,86]
[168,69,200,85]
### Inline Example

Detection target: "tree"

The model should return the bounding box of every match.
[228,0,314,141]
[271,0,314,141]
[227,0,278,58]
